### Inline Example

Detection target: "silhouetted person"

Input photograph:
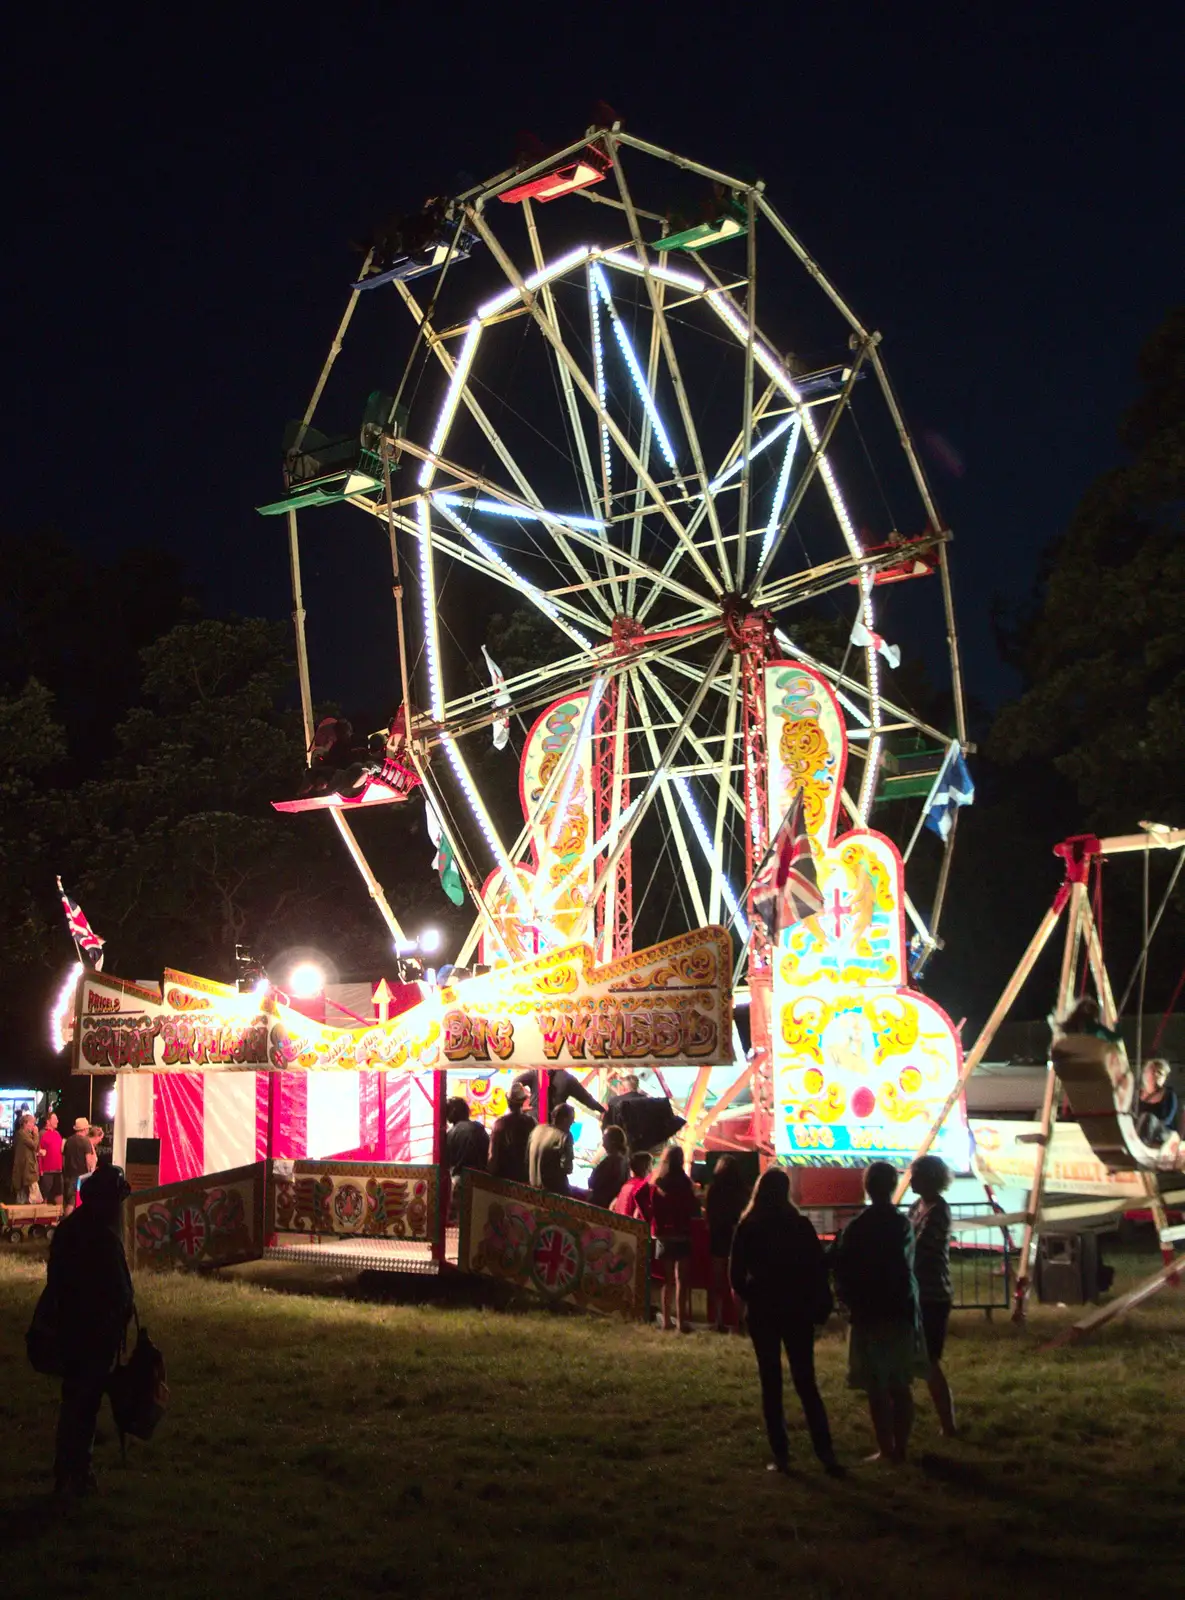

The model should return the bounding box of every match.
[38,1110,63,1206]
[588,1125,630,1210]
[488,1085,536,1184]
[908,1155,957,1438]
[611,1151,654,1224]
[514,1068,605,1121]
[12,1113,39,1203]
[1138,1058,1179,1140]
[444,1098,489,1178]
[48,1163,134,1497]
[650,1145,699,1332]
[706,1155,750,1332]
[834,1161,926,1465]
[730,1167,842,1477]
[528,1104,575,1195]
[61,1117,95,1217]
[603,1073,685,1153]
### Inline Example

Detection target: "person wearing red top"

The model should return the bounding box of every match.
[649,1145,699,1332]
[38,1111,64,1206]
[611,1152,654,1224]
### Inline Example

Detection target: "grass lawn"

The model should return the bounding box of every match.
[2,1248,1183,1600]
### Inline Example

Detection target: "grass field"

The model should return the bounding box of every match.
[2,1249,1184,1600]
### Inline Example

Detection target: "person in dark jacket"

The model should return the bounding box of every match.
[444,1098,489,1178]
[12,1113,40,1203]
[833,1161,926,1464]
[706,1155,750,1332]
[488,1084,535,1184]
[46,1162,134,1496]
[587,1125,630,1209]
[514,1067,606,1121]
[61,1117,95,1217]
[603,1073,685,1154]
[730,1167,843,1476]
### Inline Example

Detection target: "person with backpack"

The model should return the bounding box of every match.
[729,1167,843,1477]
[44,1162,135,1497]
[833,1161,927,1465]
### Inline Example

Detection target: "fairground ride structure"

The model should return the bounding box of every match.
[901,824,1185,1329]
[259,118,967,1159]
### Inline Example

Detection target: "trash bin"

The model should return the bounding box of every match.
[1035,1231,1100,1304]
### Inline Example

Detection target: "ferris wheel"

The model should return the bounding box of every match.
[264,120,967,1139]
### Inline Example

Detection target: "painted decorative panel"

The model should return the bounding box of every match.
[268,1160,437,1242]
[458,1171,650,1318]
[764,661,967,1169]
[123,1162,265,1271]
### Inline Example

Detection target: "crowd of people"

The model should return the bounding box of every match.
[9,1111,103,1213]
[441,1072,961,1475]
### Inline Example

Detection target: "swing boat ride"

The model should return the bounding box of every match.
[68,117,1185,1330]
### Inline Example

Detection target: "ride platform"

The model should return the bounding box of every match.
[272,763,420,814]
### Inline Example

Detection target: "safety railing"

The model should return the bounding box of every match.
[803,1201,1014,1314]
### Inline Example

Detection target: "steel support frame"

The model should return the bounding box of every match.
[737,610,775,1155]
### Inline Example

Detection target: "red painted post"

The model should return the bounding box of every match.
[431,1067,448,1265]
[265,1072,280,1247]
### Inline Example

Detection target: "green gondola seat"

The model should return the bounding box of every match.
[257,391,401,516]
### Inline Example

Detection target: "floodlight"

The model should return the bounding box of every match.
[419,927,442,954]
[288,961,326,998]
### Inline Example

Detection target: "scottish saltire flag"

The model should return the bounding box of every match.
[481,645,511,751]
[56,876,105,969]
[424,802,465,906]
[752,793,823,938]
[923,742,974,842]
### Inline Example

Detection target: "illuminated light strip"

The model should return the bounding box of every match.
[706,290,863,557]
[856,568,883,822]
[587,266,614,497]
[759,417,802,566]
[476,283,522,320]
[674,775,749,936]
[418,319,482,487]
[548,676,605,851]
[591,265,679,472]
[432,503,595,652]
[707,287,879,818]
[439,732,531,917]
[477,244,596,321]
[50,961,84,1051]
[706,414,796,494]
[417,500,446,718]
[431,493,604,533]
[600,248,706,294]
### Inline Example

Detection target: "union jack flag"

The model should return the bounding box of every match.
[752,793,823,940]
[56,877,105,969]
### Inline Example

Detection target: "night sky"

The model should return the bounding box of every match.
[3,3,1179,717]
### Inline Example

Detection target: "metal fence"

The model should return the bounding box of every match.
[803,1202,1014,1314]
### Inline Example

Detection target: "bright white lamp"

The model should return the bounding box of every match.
[288,961,326,999]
